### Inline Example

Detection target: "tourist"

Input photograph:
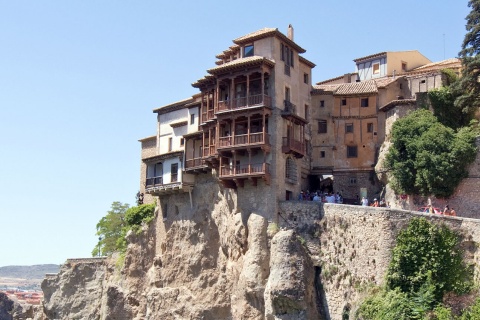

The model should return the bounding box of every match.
[298,191,304,201]
[313,193,321,201]
[450,208,457,216]
[372,198,379,207]
[379,198,386,207]
[443,205,450,215]
[361,197,368,206]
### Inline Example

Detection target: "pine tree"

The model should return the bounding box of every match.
[454,0,480,116]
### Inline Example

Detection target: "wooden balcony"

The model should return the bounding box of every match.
[145,175,194,195]
[217,94,271,113]
[201,109,215,123]
[185,157,208,172]
[217,133,270,151]
[219,163,271,188]
[282,137,305,158]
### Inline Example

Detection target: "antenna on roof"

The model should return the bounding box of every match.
[443,33,445,59]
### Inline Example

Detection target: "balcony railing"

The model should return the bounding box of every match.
[218,133,269,149]
[201,109,216,123]
[282,137,305,157]
[219,163,270,177]
[185,157,206,169]
[217,94,271,112]
[202,145,216,157]
[146,176,163,187]
[283,100,296,115]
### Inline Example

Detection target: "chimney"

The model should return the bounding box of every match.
[287,24,294,41]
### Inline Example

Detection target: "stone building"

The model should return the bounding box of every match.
[139,26,315,219]
[139,28,465,209]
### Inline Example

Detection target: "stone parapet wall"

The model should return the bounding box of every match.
[279,202,480,319]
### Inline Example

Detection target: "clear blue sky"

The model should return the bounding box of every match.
[0,1,470,266]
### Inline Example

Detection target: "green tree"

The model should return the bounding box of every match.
[385,109,477,197]
[386,218,472,302]
[453,0,480,117]
[92,201,130,256]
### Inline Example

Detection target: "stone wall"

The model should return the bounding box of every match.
[279,202,480,319]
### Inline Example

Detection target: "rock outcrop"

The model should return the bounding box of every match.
[38,176,480,320]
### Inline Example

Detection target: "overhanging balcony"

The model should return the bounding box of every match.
[145,174,194,195]
[218,132,270,151]
[185,157,208,172]
[217,94,271,113]
[219,162,271,188]
[282,137,305,158]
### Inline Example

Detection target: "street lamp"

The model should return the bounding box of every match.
[98,236,102,257]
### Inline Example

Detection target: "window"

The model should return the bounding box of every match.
[244,45,254,57]
[372,62,380,74]
[341,99,347,106]
[401,61,407,72]
[318,120,327,133]
[146,162,163,186]
[304,73,309,84]
[320,151,326,158]
[171,163,178,182]
[285,157,297,183]
[180,138,184,146]
[168,137,172,151]
[347,146,358,158]
[320,100,325,108]
[281,43,294,68]
[285,87,290,102]
[361,98,369,107]
[304,104,309,121]
[350,177,357,184]
[367,123,374,133]
[190,114,195,125]
[345,123,354,133]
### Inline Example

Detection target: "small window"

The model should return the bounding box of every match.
[372,62,380,74]
[401,62,407,72]
[320,100,325,108]
[320,151,326,158]
[347,146,358,158]
[361,98,369,107]
[171,163,178,182]
[345,123,354,133]
[367,123,374,133]
[304,104,309,121]
[350,177,357,184]
[244,45,254,57]
[285,87,290,102]
[304,73,309,84]
[168,137,173,151]
[399,83,403,90]
[420,79,426,84]
[341,99,347,106]
[180,138,184,146]
[190,114,195,125]
[318,120,327,133]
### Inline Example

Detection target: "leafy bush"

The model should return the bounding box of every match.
[356,287,415,320]
[386,218,472,301]
[124,203,156,228]
[385,109,477,197]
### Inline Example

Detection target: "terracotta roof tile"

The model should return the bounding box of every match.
[207,56,275,75]
[380,99,416,112]
[410,58,461,72]
[334,80,378,96]
[316,73,358,85]
[312,84,342,94]
[233,27,306,53]
[153,97,193,114]
[299,56,316,68]
[374,77,402,88]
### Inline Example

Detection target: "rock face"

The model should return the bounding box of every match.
[0,292,38,320]
[39,176,480,320]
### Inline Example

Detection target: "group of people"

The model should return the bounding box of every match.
[361,197,389,207]
[298,190,343,203]
[441,205,456,216]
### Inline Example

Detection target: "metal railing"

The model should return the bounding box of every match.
[146,176,163,187]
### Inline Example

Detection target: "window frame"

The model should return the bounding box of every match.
[367,122,374,133]
[345,123,354,133]
[190,114,195,125]
[347,146,358,158]
[361,98,369,107]
[318,120,327,133]
[320,100,325,108]
[341,98,347,106]
[372,62,380,75]
[243,44,254,57]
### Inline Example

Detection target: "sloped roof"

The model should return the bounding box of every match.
[374,77,402,88]
[233,27,306,53]
[380,99,417,112]
[153,97,193,114]
[353,52,387,63]
[207,56,275,75]
[410,58,461,72]
[334,80,378,96]
[312,84,342,95]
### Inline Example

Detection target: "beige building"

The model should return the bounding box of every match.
[139,26,315,218]
[139,30,461,207]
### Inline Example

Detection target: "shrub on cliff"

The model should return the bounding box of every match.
[385,109,477,198]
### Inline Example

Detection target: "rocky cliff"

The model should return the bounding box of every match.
[38,177,480,320]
